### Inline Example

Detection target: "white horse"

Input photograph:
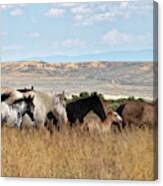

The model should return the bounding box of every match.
[1,95,35,128]
[22,90,68,129]
[2,87,68,129]
[1,87,23,104]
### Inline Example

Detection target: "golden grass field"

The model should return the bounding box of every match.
[1,123,157,180]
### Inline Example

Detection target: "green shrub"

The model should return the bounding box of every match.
[79,92,90,98]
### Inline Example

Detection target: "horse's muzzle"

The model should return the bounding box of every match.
[29,113,35,122]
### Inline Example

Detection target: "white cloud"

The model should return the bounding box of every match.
[102,29,152,46]
[120,2,129,9]
[102,30,133,45]
[74,15,83,21]
[0,32,8,37]
[10,8,23,16]
[71,2,152,26]
[62,39,85,47]
[61,3,78,7]
[1,5,8,9]
[27,32,40,38]
[74,12,116,26]
[45,8,65,17]
[71,5,92,14]
[0,4,13,10]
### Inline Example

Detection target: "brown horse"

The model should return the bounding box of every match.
[116,100,157,129]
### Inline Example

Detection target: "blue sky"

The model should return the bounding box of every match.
[1,1,154,62]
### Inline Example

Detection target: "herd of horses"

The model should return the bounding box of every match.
[1,86,157,133]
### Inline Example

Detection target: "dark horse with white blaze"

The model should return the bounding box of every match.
[66,93,107,127]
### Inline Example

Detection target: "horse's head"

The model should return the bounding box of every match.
[53,91,67,107]
[108,110,123,124]
[52,91,68,124]
[91,93,107,122]
[24,95,35,121]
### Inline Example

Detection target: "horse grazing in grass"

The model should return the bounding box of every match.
[66,93,107,127]
[1,95,35,128]
[82,110,123,133]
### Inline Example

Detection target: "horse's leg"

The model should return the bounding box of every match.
[79,118,84,124]
[15,113,22,129]
[17,118,22,129]
[115,121,125,133]
[122,121,126,129]
[75,119,81,129]
[35,117,46,130]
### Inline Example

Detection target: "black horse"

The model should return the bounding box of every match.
[66,93,107,126]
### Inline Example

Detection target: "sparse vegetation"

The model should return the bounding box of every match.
[79,91,90,98]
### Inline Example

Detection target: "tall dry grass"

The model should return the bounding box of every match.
[1,125,156,180]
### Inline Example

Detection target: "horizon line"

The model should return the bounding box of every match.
[1,59,154,63]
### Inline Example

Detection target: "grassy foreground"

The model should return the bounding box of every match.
[1,125,156,180]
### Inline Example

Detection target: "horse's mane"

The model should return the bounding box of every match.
[17,86,34,93]
[116,104,125,117]
[12,98,24,104]
[1,92,12,102]
[69,94,100,105]
[17,89,33,93]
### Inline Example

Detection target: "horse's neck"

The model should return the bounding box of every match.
[82,102,93,117]
[106,118,112,126]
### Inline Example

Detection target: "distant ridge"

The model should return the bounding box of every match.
[1,50,153,63]
[1,60,153,77]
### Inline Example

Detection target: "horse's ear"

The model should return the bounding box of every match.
[92,92,97,96]
[26,95,34,101]
[31,95,35,100]
[61,91,66,100]
[62,91,65,97]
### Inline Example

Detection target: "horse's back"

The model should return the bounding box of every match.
[1,87,23,104]
[117,100,156,128]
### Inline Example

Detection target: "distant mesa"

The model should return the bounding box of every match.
[1,60,108,74]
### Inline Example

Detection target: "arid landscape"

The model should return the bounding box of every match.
[1,0,157,181]
[1,61,154,100]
